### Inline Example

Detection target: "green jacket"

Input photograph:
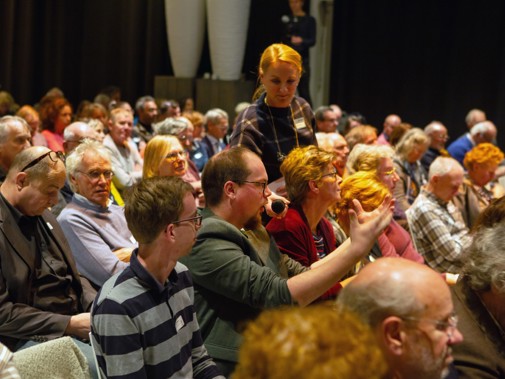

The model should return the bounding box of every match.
[180,208,306,364]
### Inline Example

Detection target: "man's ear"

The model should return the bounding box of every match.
[380,316,407,356]
[223,180,237,199]
[15,172,28,191]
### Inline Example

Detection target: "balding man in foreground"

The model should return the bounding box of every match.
[337,257,463,379]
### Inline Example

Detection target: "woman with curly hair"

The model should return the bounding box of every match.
[453,142,505,228]
[39,96,73,151]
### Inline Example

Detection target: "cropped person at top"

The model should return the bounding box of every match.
[230,43,317,189]
[266,146,343,299]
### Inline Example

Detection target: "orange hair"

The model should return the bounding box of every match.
[463,142,504,169]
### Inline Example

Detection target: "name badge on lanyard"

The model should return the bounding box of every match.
[294,117,306,130]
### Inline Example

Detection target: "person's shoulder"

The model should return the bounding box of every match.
[94,269,140,308]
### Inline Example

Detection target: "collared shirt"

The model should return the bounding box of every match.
[406,189,471,273]
[0,343,20,379]
[0,194,79,315]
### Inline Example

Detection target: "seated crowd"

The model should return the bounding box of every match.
[0,86,504,379]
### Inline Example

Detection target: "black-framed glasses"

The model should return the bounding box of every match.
[21,151,65,172]
[77,170,114,181]
[232,180,268,195]
[173,214,203,228]
[402,313,459,337]
[320,170,338,180]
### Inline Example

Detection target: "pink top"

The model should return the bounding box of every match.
[377,219,424,263]
[41,130,64,152]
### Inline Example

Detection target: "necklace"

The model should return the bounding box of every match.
[264,97,299,162]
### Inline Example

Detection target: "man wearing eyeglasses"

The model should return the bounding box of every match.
[0,146,98,375]
[337,257,464,379]
[421,121,450,172]
[57,140,136,288]
[180,146,393,376]
[91,177,223,379]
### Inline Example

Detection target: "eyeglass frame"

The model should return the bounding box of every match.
[172,214,203,228]
[320,170,339,180]
[232,179,268,195]
[165,151,186,160]
[402,313,459,337]
[76,170,114,181]
[21,151,65,172]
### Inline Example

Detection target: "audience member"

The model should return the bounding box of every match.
[16,105,47,147]
[0,91,19,117]
[179,147,392,375]
[393,128,429,214]
[453,143,505,228]
[157,99,181,121]
[92,177,223,379]
[266,146,343,299]
[179,97,195,113]
[451,198,505,378]
[76,102,108,126]
[62,121,98,157]
[183,110,205,141]
[421,121,450,171]
[103,108,143,192]
[345,124,378,150]
[315,106,338,133]
[389,122,412,147]
[86,119,105,143]
[154,116,208,175]
[39,96,73,151]
[0,116,32,181]
[0,147,97,375]
[336,171,424,263]
[407,157,471,273]
[316,132,349,177]
[377,114,401,146]
[0,342,20,378]
[464,108,486,130]
[58,140,134,288]
[281,0,316,106]
[230,43,316,186]
[233,305,388,379]
[337,257,463,379]
[132,95,158,146]
[448,120,497,165]
[201,108,229,160]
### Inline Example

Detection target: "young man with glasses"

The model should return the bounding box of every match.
[57,139,135,288]
[0,146,98,376]
[337,257,463,379]
[180,146,393,376]
[92,176,223,379]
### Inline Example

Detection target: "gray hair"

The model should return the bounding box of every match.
[470,120,495,136]
[462,222,505,294]
[395,128,430,160]
[154,117,188,136]
[465,108,486,128]
[346,144,394,175]
[63,121,94,141]
[65,139,111,191]
[337,276,425,328]
[204,108,228,129]
[314,106,333,122]
[428,156,462,180]
[135,95,155,112]
[0,116,30,144]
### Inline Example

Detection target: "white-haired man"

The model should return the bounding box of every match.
[421,121,450,171]
[447,120,496,165]
[407,157,471,273]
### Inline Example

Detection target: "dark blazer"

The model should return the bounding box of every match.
[0,198,96,349]
[200,135,224,159]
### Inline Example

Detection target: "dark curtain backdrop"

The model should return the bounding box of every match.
[2,0,505,148]
[330,1,505,149]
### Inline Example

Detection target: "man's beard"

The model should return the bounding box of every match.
[403,336,449,379]
[244,211,262,230]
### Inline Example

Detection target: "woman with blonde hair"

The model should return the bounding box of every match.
[453,142,505,228]
[143,135,203,205]
[267,145,350,298]
[393,127,430,214]
[336,171,423,263]
[230,43,316,190]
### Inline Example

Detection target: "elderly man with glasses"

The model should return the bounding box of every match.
[0,146,98,376]
[337,257,464,379]
[57,139,136,289]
